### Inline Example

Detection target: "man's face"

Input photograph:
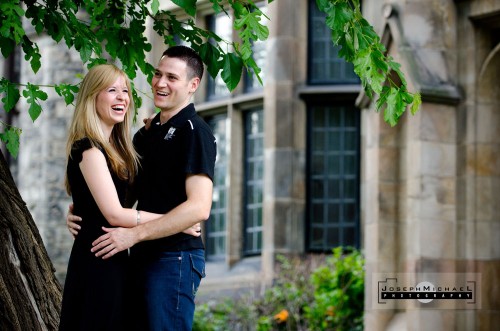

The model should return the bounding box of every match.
[151,56,199,112]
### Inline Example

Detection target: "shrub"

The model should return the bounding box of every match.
[193,248,364,331]
[305,247,364,331]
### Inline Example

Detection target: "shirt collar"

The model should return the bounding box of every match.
[153,103,196,128]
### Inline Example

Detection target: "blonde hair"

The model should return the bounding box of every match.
[65,64,139,195]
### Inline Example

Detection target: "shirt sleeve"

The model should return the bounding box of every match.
[185,123,217,181]
[70,138,93,163]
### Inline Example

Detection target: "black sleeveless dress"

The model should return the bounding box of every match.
[59,138,131,331]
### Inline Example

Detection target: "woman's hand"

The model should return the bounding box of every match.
[183,223,201,237]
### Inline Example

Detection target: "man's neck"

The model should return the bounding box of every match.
[159,102,190,124]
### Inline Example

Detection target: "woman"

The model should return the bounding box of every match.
[59,64,197,330]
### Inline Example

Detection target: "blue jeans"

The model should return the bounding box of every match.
[132,249,206,331]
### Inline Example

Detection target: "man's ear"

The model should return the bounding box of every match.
[189,77,200,93]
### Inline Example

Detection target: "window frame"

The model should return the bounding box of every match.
[305,100,361,252]
[242,108,265,256]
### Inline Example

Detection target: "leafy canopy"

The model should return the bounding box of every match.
[317,0,421,126]
[0,0,418,158]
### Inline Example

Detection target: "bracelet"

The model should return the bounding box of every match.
[136,210,141,225]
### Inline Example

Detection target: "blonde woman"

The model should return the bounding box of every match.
[59,64,198,330]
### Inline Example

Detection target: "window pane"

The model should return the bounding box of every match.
[344,131,357,150]
[328,131,342,151]
[327,228,339,247]
[311,203,324,222]
[344,227,355,246]
[310,226,324,248]
[311,155,324,175]
[327,155,340,174]
[344,179,356,199]
[328,179,340,199]
[344,154,357,175]
[327,203,340,223]
[312,131,325,151]
[311,179,324,198]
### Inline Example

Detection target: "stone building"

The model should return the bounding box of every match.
[1,0,499,329]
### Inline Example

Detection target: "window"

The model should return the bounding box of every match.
[244,4,267,92]
[206,114,229,260]
[206,13,232,99]
[307,105,360,251]
[243,109,264,255]
[308,0,359,84]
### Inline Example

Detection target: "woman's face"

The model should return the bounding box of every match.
[96,75,130,130]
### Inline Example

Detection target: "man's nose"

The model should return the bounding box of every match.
[156,76,168,87]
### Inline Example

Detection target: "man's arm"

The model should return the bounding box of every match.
[91,173,213,259]
[66,203,82,238]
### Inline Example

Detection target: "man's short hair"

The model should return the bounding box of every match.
[162,46,204,81]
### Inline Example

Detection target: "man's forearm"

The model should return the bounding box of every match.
[134,199,209,242]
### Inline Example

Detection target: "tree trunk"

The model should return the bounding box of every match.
[0,149,62,330]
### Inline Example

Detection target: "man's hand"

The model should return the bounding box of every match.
[67,203,82,239]
[91,227,138,259]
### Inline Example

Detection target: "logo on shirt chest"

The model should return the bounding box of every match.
[164,127,176,140]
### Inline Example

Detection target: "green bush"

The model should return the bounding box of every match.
[193,248,364,331]
[304,247,364,331]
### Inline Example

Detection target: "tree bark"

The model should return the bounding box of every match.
[0,149,62,330]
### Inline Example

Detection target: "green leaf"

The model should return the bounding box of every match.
[22,83,48,122]
[199,42,222,79]
[0,78,21,112]
[244,55,263,86]
[131,84,142,124]
[235,10,269,66]
[388,57,407,86]
[0,126,21,158]
[221,52,243,91]
[21,36,42,73]
[87,57,108,68]
[326,2,353,32]
[375,86,391,111]
[74,34,94,63]
[0,36,16,58]
[151,0,160,15]
[54,84,79,105]
[0,2,25,44]
[316,0,331,12]
[209,0,223,14]
[383,88,402,126]
[410,92,421,115]
[171,0,197,17]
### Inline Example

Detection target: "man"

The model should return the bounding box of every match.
[68,46,216,330]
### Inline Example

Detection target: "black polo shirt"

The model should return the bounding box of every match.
[132,103,216,254]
